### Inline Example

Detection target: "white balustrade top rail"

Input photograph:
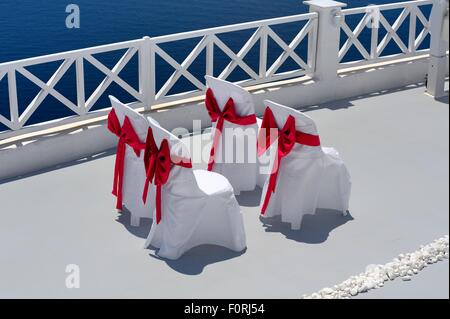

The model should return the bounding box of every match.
[0,38,145,136]
[149,12,318,104]
[0,0,444,141]
[338,0,433,67]
[0,12,318,139]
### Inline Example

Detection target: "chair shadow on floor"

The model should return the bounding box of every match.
[235,187,262,207]
[116,208,246,275]
[260,209,354,244]
[150,245,246,276]
[115,208,152,239]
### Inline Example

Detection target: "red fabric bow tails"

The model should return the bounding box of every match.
[107,109,146,210]
[142,127,192,224]
[257,107,321,215]
[205,88,257,171]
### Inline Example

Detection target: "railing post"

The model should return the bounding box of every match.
[75,57,86,114]
[426,0,449,99]
[7,70,20,130]
[139,36,153,110]
[303,0,347,82]
[206,35,214,77]
[259,26,268,79]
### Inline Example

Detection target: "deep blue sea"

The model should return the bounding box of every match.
[0,0,430,130]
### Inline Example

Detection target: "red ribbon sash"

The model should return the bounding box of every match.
[205,88,257,171]
[142,127,192,224]
[107,109,146,210]
[257,107,321,214]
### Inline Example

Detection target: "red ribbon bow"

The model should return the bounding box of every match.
[108,109,146,210]
[257,107,321,214]
[205,88,257,171]
[142,127,192,224]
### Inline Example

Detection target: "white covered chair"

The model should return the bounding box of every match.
[258,100,351,230]
[204,76,259,194]
[108,96,156,227]
[142,113,247,260]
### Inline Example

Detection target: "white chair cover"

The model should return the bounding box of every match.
[109,96,156,223]
[255,117,269,188]
[141,115,247,260]
[259,100,352,230]
[205,76,259,194]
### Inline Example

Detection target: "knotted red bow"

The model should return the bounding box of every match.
[142,127,192,224]
[257,107,321,214]
[108,109,146,210]
[205,88,257,171]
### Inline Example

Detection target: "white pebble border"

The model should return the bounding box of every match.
[302,235,449,299]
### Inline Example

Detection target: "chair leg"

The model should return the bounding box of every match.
[130,215,140,227]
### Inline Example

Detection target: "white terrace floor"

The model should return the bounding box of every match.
[0,82,448,299]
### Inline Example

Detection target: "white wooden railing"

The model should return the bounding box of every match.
[0,39,145,134]
[0,12,318,139]
[0,0,446,141]
[338,0,433,67]
[150,12,318,103]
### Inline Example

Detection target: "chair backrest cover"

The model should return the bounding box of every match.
[205,75,255,116]
[108,96,197,210]
[109,96,149,143]
[263,100,319,136]
[109,95,187,160]
[146,115,192,166]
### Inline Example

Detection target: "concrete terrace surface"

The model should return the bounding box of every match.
[0,82,448,298]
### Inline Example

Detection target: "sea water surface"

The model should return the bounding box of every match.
[0,0,429,128]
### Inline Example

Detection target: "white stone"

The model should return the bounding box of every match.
[322,288,334,295]
[402,276,412,281]
[366,280,376,290]
[303,236,448,299]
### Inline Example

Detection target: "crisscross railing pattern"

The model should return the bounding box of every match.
[150,12,318,103]
[0,13,317,139]
[339,0,433,67]
[0,0,442,141]
[0,39,145,134]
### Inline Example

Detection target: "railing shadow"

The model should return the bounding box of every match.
[300,82,426,113]
[0,148,115,185]
[434,90,449,104]
[260,209,354,244]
